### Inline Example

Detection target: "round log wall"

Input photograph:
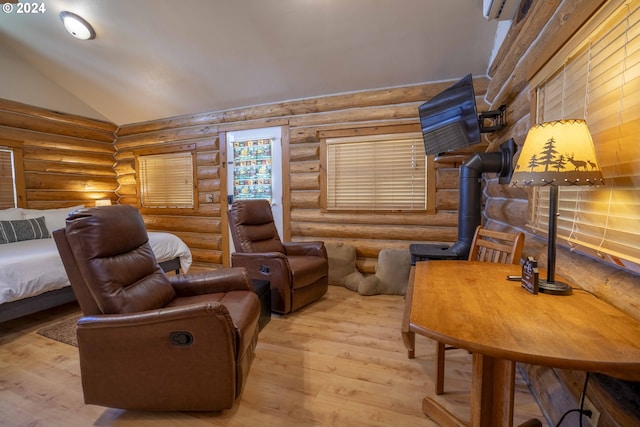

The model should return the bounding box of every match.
[0,98,117,209]
[115,80,492,272]
[482,0,640,425]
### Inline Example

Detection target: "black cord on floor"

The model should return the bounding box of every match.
[555,409,588,427]
[555,372,592,427]
[579,372,591,427]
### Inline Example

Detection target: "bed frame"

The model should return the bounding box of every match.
[0,257,181,323]
[159,257,181,275]
[0,287,76,323]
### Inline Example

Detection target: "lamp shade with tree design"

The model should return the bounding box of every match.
[510,119,605,294]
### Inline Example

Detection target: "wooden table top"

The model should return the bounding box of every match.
[410,260,640,381]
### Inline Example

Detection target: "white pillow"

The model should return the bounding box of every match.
[0,208,23,221]
[22,205,85,232]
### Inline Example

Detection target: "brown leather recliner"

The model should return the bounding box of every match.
[53,204,260,412]
[227,199,328,314]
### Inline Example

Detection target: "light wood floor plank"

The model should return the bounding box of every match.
[0,285,548,426]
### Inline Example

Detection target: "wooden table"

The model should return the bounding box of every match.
[406,260,640,427]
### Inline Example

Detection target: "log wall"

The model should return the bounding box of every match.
[114,126,221,267]
[484,0,640,425]
[5,3,638,419]
[115,81,491,271]
[0,98,117,210]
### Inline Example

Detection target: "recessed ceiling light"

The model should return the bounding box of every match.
[60,11,96,40]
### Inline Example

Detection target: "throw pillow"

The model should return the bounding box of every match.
[22,204,85,232]
[358,248,411,296]
[325,241,364,289]
[0,208,23,221]
[0,216,50,244]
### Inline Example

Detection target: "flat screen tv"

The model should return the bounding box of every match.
[418,74,481,156]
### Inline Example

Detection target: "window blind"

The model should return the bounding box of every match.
[138,152,195,208]
[325,133,426,211]
[534,0,640,272]
[0,149,16,209]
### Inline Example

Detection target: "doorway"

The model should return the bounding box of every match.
[225,126,283,254]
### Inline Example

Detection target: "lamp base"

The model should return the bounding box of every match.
[539,280,573,296]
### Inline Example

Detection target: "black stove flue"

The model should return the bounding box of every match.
[410,139,517,265]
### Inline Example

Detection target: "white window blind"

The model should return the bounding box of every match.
[138,152,195,208]
[0,148,16,209]
[325,133,426,211]
[534,0,640,272]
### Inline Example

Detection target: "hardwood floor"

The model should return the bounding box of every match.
[0,285,547,427]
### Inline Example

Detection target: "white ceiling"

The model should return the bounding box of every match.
[0,0,502,125]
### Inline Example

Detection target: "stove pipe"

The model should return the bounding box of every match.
[409,139,517,263]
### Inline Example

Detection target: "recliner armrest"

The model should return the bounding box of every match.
[230,252,290,281]
[77,302,233,327]
[170,267,252,297]
[283,241,327,258]
[231,251,287,260]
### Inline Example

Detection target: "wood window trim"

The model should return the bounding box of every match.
[319,124,435,213]
[318,124,422,140]
[0,139,26,208]
[133,143,196,157]
[134,143,198,213]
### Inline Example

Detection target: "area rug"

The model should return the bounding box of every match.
[37,314,81,347]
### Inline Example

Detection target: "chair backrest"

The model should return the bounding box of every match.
[53,205,175,315]
[467,225,524,265]
[228,199,285,254]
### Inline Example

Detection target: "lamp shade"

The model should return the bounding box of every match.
[510,119,604,187]
[95,199,112,206]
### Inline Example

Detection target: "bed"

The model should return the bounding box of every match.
[0,206,192,322]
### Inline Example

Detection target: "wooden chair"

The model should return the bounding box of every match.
[434,225,524,394]
[467,225,525,265]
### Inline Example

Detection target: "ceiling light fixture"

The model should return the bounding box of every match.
[59,11,96,40]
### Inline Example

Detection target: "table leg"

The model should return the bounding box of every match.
[470,353,515,427]
[401,267,416,358]
[421,353,540,427]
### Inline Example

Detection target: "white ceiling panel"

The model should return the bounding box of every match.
[0,0,500,125]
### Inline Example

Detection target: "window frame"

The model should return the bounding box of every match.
[0,139,26,208]
[134,143,198,212]
[319,125,434,213]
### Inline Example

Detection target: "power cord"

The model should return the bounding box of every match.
[555,372,592,427]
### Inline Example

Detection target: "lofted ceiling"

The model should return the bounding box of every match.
[0,0,503,125]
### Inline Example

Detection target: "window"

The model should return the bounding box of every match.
[137,150,196,209]
[0,148,17,209]
[532,0,640,272]
[322,132,428,212]
[0,140,25,209]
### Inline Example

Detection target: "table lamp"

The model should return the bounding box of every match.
[510,119,604,295]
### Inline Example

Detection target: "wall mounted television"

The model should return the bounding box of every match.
[418,74,481,156]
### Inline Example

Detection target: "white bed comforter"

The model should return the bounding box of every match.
[0,232,192,305]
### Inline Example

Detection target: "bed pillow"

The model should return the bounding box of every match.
[0,208,23,221]
[22,205,85,233]
[0,216,50,244]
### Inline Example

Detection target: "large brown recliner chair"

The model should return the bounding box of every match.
[227,199,328,314]
[53,204,260,412]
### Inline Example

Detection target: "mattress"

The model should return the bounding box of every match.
[0,232,192,305]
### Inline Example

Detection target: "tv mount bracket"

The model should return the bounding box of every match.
[478,104,507,133]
